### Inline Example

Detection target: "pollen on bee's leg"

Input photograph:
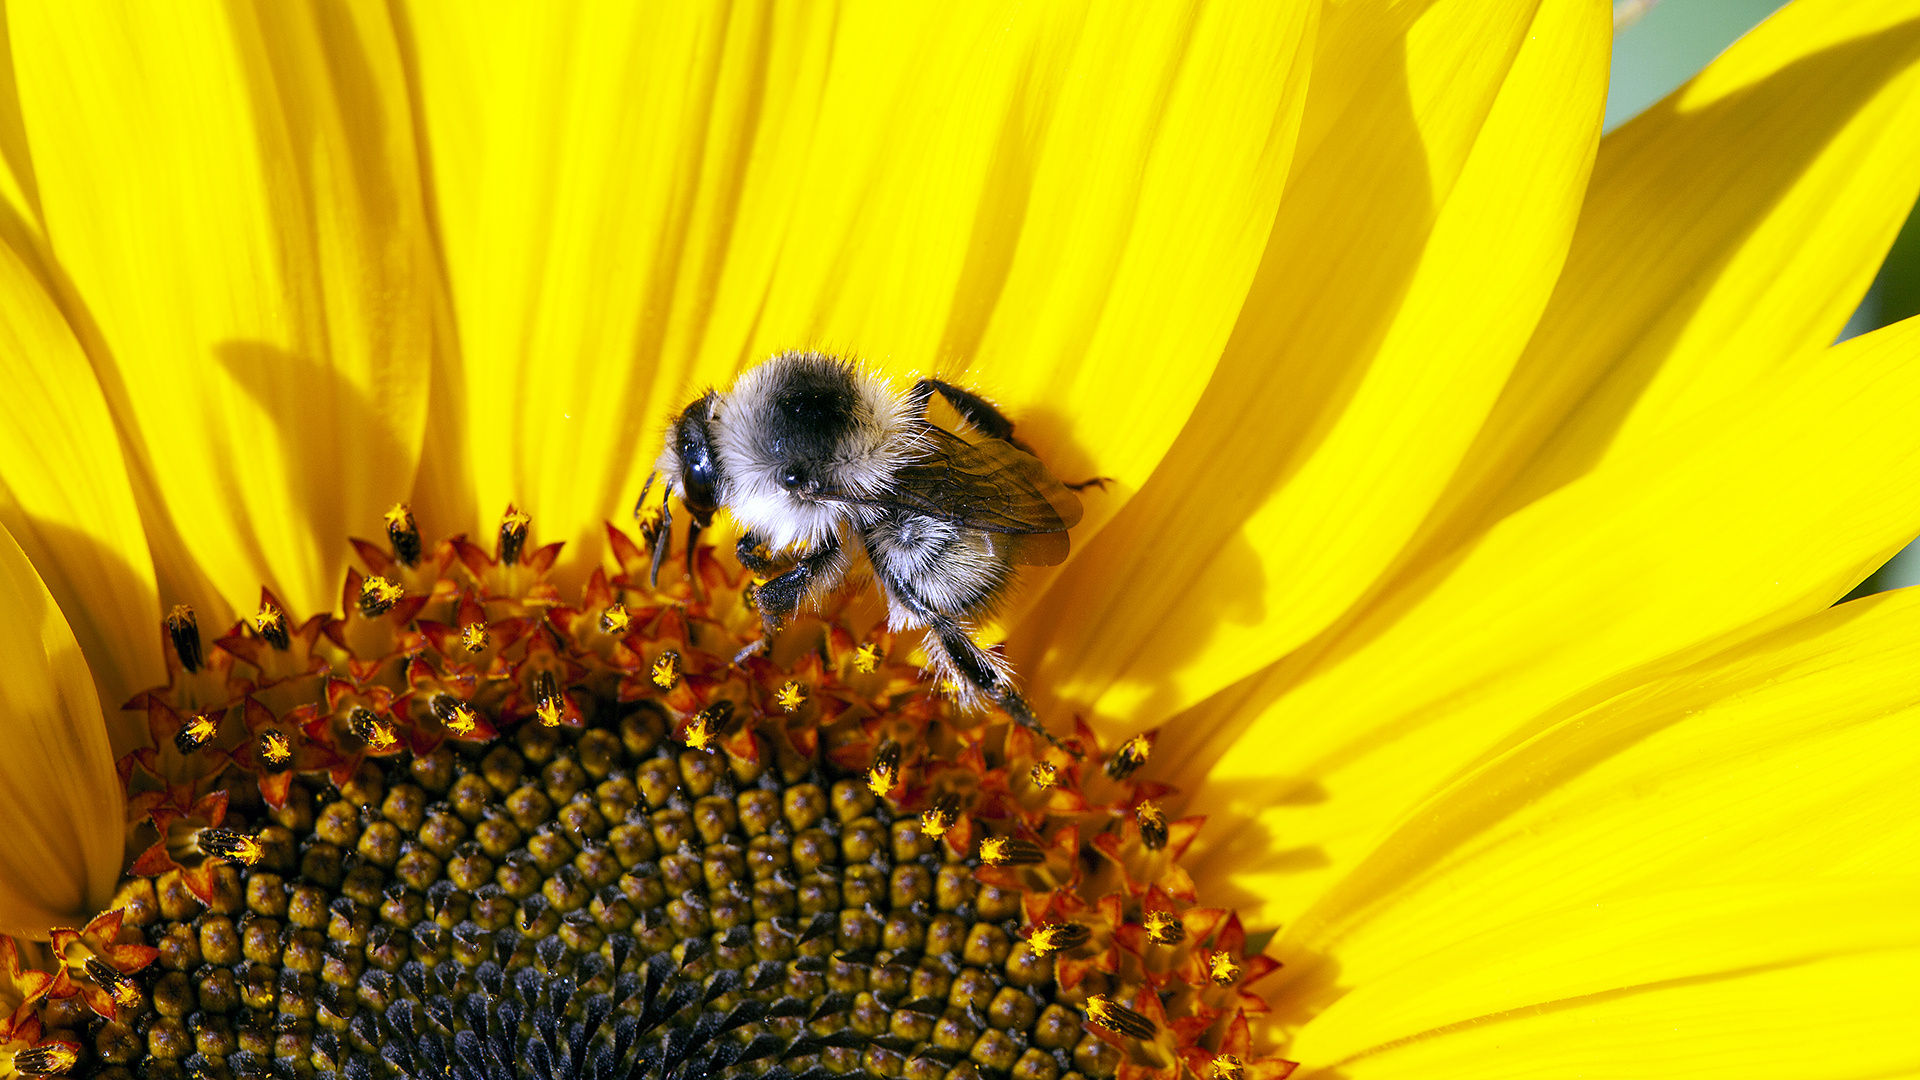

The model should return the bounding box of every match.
[164,604,201,672]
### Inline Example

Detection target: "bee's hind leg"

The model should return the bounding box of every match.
[913,378,1035,454]
[927,618,1073,754]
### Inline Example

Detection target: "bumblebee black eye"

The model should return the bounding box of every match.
[780,469,806,491]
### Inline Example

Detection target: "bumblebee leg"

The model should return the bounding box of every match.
[912,378,1035,454]
[736,532,778,573]
[752,534,844,635]
[928,618,1069,751]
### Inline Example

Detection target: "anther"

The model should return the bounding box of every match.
[600,603,632,635]
[1207,951,1241,985]
[85,956,141,1010]
[1143,910,1185,946]
[1212,1055,1245,1080]
[1105,734,1151,780]
[775,681,807,712]
[359,575,404,617]
[853,642,881,674]
[431,694,480,737]
[684,702,731,753]
[384,503,422,567]
[1029,762,1058,789]
[252,601,290,650]
[651,651,682,689]
[920,794,960,840]
[499,504,531,566]
[1136,801,1168,850]
[460,622,490,653]
[349,707,397,752]
[1083,994,1156,1040]
[1025,922,1090,957]
[532,671,564,727]
[12,1042,78,1075]
[257,728,292,766]
[978,837,1044,866]
[166,604,202,672]
[200,828,266,866]
[173,711,218,753]
[867,742,902,798]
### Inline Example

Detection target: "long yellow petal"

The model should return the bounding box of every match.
[404,1,1312,578]
[1415,0,1920,573]
[10,2,439,621]
[0,521,122,939]
[1289,881,1920,1079]
[1018,0,1609,730]
[1184,312,1920,931]
[0,234,160,743]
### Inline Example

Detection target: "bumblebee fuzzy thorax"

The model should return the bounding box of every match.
[711,351,919,550]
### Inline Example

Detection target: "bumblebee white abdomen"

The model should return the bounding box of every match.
[863,510,1014,628]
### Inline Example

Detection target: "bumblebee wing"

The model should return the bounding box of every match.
[879,426,1084,536]
[999,529,1071,567]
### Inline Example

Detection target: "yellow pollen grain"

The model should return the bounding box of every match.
[600,604,632,634]
[1144,910,1184,945]
[1208,951,1241,985]
[252,604,283,634]
[866,763,898,798]
[852,642,880,674]
[651,651,682,689]
[382,503,412,529]
[15,1042,77,1074]
[444,703,479,737]
[361,575,404,614]
[364,721,396,752]
[920,807,953,839]
[1030,761,1058,789]
[683,712,716,753]
[978,837,1010,864]
[460,623,490,653]
[535,698,563,728]
[1212,1055,1244,1080]
[179,713,217,748]
[258,729,291,766]
[501,505,531,531]
[164,604,195,631]
[774,681,807,712]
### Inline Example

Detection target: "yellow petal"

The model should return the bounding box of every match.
[1423,0,1920,563]
[1185,312,1920,931]
[0,521,123,939]
[404,1,1311,578]
[1290,881,1920,1080]
[1018,0,1610,730]
[11,3,439,621]
[0,234,160,743]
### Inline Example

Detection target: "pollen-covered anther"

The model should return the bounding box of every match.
[499,503,532,565]
[920,794,960,839]
[432,694,480,737]
[1137,800,1169,850]
[600,603,633,634]
[11,1042,78,1075]
[348,706,397,752]
[979,836,1045,866]
[1084,994,1157,1040]
[172,711,218,753]
[867,741,903,797]
[84,956,140,1010]
[359,574,404,617]
[853,641,881,674]
[1030,761,1058,789]
[1105,734,1151,780]
[165,604,202,673]
[384,502,422,567]
[1026,921,1091,958]
[1208,951,1242,985]
[774,680,807,712]
[651,651,682,689]
[1144,909,1186,946]
[459,621,490,653]
[528,670,564,727]
[198,828,265,866]
[257,728,292,766]
[684,701,731,753]
[251,600,290,650]
[1212,1054,1245,1080]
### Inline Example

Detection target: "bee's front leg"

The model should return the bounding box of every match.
[735,534,844,664]
[736,532,779,573]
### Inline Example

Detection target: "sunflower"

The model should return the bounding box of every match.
[0,1,1916,1078]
